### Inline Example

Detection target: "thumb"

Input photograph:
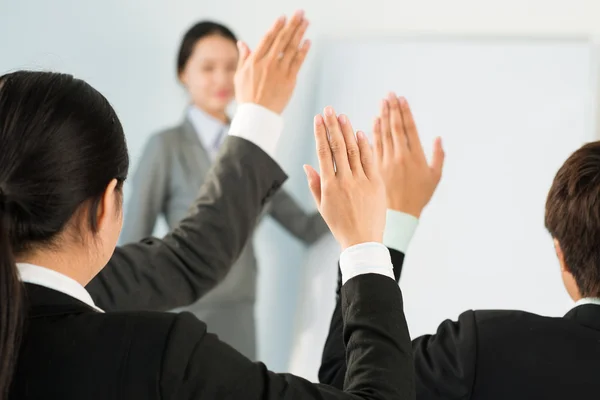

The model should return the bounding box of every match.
[236,41,251,71]
[430,137,445,182]
[304,164,322,207]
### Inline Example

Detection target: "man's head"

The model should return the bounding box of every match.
[546,141,600,301]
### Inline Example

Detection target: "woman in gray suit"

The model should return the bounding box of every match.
[120,21,329,360]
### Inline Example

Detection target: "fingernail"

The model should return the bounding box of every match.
[324,106,334,116]
[381,100,388,112]
[398,96,406,104]
[303,165,309,176]
[278,15,286,22]
[338,114,347,124]
[314,114,323,125]
[388,92,396,101]
[357,131,365,141]
[296,10,305,17]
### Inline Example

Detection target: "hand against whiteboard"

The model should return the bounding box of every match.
[234,10,311,114]
[373,94,445,218]
[304,107,386,250]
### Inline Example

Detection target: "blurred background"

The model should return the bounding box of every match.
[1,0,599,380]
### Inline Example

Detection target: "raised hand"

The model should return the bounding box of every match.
[373,93,445,217]
[304,107,386,250]
[234,10,310,114]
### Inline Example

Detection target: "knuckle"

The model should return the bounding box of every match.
[346,145,360,158]
[317,145,330,157]
[329,140,343,153]
[393,154,405,164]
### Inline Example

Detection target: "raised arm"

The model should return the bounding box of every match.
[319,94,445,391]
[87,12,310,312]
[268,188,329,244]
[162,94,415,399]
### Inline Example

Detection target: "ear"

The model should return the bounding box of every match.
[554,238,583,301]
[178,69,188,87]
[96,179,120,233]
[554,238,568,272]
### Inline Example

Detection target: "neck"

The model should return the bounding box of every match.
[194,104,228,124]
[16,251,94,287]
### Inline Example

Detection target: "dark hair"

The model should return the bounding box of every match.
[0,71,129,397]
[176,20,238,76]
[545,141,600,297]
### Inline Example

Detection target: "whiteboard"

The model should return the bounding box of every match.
[289,38,597,380]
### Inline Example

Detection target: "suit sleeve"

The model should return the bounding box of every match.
[118,134,168,244]
[319,248,405,389]
[87,136,287,312]
[319,249,477,400]
[411,311,477,399]
[160,273,414,399]
[268,189,329,244]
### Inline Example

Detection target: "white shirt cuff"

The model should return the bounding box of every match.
[383,210,419,253]
[339,242,394,285]
[228,103,284,159]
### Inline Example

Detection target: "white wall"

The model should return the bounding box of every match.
[1,0,599,373]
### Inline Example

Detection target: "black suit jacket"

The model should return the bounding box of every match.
[319,248,600,400]
[86,136,286,312]
[13,273,414,399]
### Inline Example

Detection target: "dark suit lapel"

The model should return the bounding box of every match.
[179,118,212,183]
[24,283,97,317]
[563,304,600,331]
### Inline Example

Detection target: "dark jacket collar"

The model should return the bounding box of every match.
[24,283,98,318]
[563,304,600,331]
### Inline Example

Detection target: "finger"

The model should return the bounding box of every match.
[252,15,286,60]
[399,97,425,157]
[388,92,409,156]
[281,19,309,68]
[236,41,251,71]
[304,164,322,207]
[288,40,311,76]
[380,99,393,160]
[338,114,362,174]
[372,117,383,164]
[323,106,350,176]
[430,136,445,182]
[357,131,376,179]
[314,114,335,180]
[268,10,305,61]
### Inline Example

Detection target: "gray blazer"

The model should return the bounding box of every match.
[119,118,328,359]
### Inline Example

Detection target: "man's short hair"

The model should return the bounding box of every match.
[545,141,600,297]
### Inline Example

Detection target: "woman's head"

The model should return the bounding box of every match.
[177,21,238,117]
[0,71,129,270]
[0,70,129,396]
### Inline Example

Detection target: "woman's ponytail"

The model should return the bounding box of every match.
[0,194,24,399]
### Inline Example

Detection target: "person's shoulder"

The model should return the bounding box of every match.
[470,308,556,324]
[83,311,207,348]
[141,122,187,156]
[89,310,181,334]
[153,121,188,140]
[148,123,184,142]
[467,308,569,340]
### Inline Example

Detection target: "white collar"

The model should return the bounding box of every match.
[17,263,104,313]
[573,297,600,308]
[187,105,229,151]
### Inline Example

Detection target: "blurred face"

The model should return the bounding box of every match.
[179,35,238,116]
